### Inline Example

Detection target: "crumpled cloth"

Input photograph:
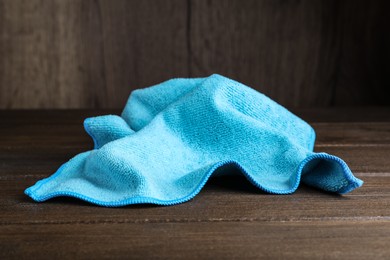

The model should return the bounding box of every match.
[25,74,363,206]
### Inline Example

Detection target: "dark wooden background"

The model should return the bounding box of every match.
[0,0,389,109]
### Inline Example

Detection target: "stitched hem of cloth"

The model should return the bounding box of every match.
[24,153,363,207]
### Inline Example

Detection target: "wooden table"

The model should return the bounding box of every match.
[1,108,389,259]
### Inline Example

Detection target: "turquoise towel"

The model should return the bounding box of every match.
[25,74,363,206]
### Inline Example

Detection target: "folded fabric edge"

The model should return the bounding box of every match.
[299,153,364,194]
[24,152,363,207]
[83,118,99,149]
[24,160,258,207]
[83,115,134,149]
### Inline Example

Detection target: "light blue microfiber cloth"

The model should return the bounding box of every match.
[25,74,363,206]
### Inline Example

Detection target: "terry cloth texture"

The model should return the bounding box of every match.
[25,74,363,206]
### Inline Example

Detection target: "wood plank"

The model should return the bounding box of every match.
[1,145,389,181]
[314,146,390,175]
[0,109,109,121]
[0,0,107,108]
[97,0,189,108]
[0,0,188,109]
[190,0,341,107]
[1,221,389,259]
[334,0,390,106]
[1,174,389,224]
[1,107,389,124]
[0,109,389,259]
[1,108,386,125]
[313,122,390,145]
[0,161,390,224]
[1,110,389,177]
[292,107,390,123]
[1,110,389,145]
[2,122,388,147]
[1,1,390,109]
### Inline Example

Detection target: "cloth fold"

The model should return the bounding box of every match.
[25,74,363,206]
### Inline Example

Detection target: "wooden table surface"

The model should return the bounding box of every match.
[1,108,389,259]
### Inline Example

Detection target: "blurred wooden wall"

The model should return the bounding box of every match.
[0,0,389,109]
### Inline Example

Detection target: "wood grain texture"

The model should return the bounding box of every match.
[0,108,389,258]
[96,0,188,108]
[189,0,341,107]
[0,0,188,109]
[1,0,389,109]
[0,0,107,108]
[1,176,390,224]
[334,0,390,105]
[1,222,389,259]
